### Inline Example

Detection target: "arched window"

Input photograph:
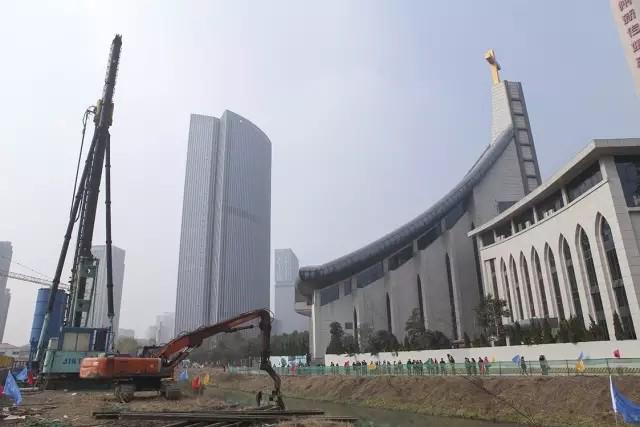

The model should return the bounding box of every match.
[601,218,636,339]
[445,254,459,339]
[500,259,514,322]
[510,256,524,319]
[386,294,392,333]
[579,227,609,338]
[561,236,583,321]
[546,245,565,320]
[417,275,425,325]
[353,308,359,349]
[471,222,484,297]
[533,249,549,317]
[520,253,536,317]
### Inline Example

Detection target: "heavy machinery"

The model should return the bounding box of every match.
[34,34,122,385]
[79,309,284,407]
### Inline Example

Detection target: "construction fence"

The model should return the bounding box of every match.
[230,357,640,377]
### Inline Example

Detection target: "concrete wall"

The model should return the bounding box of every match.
[325,339,640,365]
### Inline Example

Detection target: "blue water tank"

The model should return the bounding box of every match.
[29,288,67,354]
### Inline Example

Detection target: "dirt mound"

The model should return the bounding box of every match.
[214,372,640,426]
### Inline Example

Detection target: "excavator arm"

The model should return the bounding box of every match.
[157,309,283,407]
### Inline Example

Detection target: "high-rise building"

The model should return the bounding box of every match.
[273,249,307,334]
[611,0,640,94]
[86,245,126,339]
[155,312,175,344]
[118,328,135,339]
[175,111,271,334]
[0,242,13,342]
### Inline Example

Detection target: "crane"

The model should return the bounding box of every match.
[36,34,121,367]
[0,270,69,291]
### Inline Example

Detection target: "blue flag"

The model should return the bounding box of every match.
[15,367,27,382]
[577,351,584,361]
[611,376,640,424]
[512,355,521,365]
[178,368,188,381]
[4,372,22,405]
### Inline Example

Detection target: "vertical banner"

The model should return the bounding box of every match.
[611,0,640,94]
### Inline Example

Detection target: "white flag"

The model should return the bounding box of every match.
[610,376,617,413]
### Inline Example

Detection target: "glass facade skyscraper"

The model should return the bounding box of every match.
[175,111,271,334]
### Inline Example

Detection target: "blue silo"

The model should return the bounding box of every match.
[29,288,67,356]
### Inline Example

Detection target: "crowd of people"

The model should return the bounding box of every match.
[272,353,552,377]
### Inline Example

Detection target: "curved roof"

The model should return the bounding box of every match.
[297,126,515,295]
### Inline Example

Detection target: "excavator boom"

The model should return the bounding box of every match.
[79,308,283,407]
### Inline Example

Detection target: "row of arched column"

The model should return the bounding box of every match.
[489,213,637,340]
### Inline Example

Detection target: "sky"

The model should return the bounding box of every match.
[1,1,639,345]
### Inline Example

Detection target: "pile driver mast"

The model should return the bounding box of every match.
[36,35,122,364]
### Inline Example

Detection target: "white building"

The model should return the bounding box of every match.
[297,52,543,358]
[273,249,308,334]
[155,312,175,344]
[86,245,126,338]
[470,139,640,341]
[175,111,272,334]
[0,242,12,342]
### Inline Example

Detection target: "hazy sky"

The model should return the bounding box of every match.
[1,1,639,345]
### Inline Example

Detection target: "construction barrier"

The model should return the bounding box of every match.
[230,357,640,377]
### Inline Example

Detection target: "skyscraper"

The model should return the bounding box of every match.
[175,111,271,334]
[86,245,126,338]
[0,242,13,342]
[273,249,308,334]
[155,312,175,344]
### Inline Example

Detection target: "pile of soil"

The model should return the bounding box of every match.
[213,372,640,426]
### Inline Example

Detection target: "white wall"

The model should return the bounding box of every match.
[325,339,640,365]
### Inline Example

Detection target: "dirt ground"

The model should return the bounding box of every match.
[0,385,349,427]
[1,388,233,426]
[212,371,640,426]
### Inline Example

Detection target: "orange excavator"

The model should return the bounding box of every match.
[79,309,283,407]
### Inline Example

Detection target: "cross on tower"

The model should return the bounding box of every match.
[484,49,501,85]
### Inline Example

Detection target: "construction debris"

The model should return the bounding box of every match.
[93,409,357,426]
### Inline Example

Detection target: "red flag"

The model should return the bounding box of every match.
[27,371,34,386]
[191,376,201,390]
[614,349,621,358]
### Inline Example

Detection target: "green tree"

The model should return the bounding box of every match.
[115,337,139,354]
[343,335,359,354]
[613,311,625,340]
[587,316,607,341]
[542,317,555,343]
[404,308,428,350]
[507,321,523,345]
[463,332,471,348]
[556,320,569,343]
[424,330,451,349]
[475,294,511,342]
[368,330,400,354]
[326,322,346,354]
[358,323,374,352]
[567,316,587,343]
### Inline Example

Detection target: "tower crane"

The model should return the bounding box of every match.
[0,270,69,291]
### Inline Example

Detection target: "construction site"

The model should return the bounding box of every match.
[3,2,640,424]
[0,35,356,426]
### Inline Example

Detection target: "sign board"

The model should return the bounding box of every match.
[611,0,640,94]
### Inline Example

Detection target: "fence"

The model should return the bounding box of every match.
[230,358,640,377]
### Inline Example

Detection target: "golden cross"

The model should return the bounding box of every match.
[484,49,501,85]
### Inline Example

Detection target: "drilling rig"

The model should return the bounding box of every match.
[35,35,122,386]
